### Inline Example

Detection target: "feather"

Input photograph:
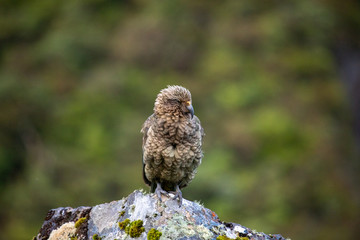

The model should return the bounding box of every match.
[141,86,204,194]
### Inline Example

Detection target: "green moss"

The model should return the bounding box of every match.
[75,217,87,228]
[70,237,78,240]
[216,236,248,240]
[92,234,102,240]
[125,220,145,238]
[147,228,162,240]
[119,210,125,217]
[118,218,145,238]
[217,236,231,240]
[118,218,130,230]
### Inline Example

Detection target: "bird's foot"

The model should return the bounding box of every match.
[171,185,183,207]
[155,182,170,201]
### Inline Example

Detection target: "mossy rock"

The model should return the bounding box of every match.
[147,228,162,240]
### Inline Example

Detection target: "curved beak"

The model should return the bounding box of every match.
[186,101,194,119]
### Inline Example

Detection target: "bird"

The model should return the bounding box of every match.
[141,85,204,205]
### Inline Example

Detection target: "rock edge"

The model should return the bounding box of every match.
[35,190,288,240]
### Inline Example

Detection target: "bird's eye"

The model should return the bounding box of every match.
[168,99,180,104]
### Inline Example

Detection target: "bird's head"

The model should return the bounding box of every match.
[154,85,194,119]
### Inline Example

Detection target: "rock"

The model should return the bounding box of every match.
[36,206,92,240]
[35,190,288,240]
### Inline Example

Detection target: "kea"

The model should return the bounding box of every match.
[141,85,204,205]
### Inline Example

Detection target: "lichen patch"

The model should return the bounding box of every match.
[48,222,77,240]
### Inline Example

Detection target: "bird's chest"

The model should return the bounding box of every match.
[147,119,200,167]
[161,144,195,166]
[155,117,191,141]
[157,144,195,182]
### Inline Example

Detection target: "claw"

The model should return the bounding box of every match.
[155,182,169,201]
[172,185,183,207]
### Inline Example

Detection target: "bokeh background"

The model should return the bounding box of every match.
[1,0,360,239]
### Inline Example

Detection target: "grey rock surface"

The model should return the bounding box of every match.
[35,190,288,240]
[36,206,92,240]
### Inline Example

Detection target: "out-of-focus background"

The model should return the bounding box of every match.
[1,0,359,239]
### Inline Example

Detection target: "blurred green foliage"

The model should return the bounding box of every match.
[0,0,359,239]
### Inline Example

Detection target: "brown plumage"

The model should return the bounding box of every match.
[141,85,204,204]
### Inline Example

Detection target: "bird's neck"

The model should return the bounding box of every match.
[155,111,188,139]
[158,111,188,123]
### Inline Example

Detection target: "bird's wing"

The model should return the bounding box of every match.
[177,115,204,190]
[141,113,155,152]
[141,113,155,186]
[193,115,205,139]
